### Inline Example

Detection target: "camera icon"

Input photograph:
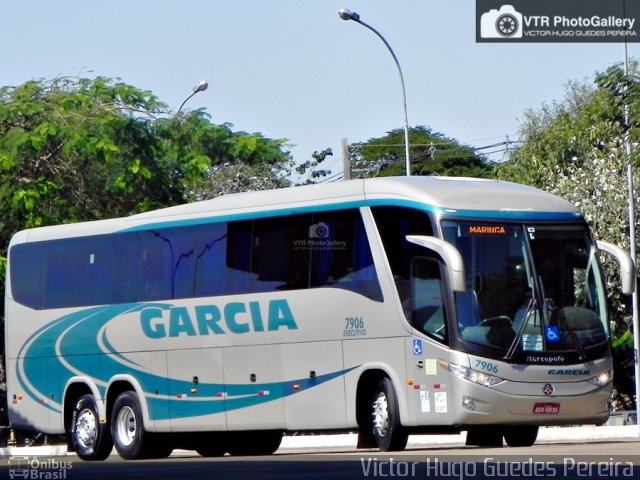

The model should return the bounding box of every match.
[480,5,523,39]
[309,222,330,239]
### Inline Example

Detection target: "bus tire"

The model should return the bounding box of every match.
[370,377,408,452]
[111,391,172,460]
[70,394,113,461]
[504,425,538,447]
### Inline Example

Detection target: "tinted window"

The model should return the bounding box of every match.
[228,210,382,300]
[371,207,446,343]
[10,242,47,309]
[371,206,433,306]
[10,208,382,309]
[411,257,448,342]
[371,207,434,279]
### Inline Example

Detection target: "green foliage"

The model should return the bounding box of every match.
[155,111,292,201]
[0,76,293,236]
[496,80,623,186]
[295,148,333,185]
[348,125,494,178]
[0,77,177,231]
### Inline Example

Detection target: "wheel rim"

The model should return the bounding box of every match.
[75,408,97,448]
[372,392,390,437]
[115,406,137,447]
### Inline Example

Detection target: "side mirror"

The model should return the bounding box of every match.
[596,240,636,294]
[406,235,466,292]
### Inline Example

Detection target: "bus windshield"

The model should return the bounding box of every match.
[441,221,609,362]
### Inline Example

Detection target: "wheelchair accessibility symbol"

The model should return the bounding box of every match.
[545,326,560,343]
[413,339,423,356]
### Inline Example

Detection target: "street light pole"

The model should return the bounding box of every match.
[177,80,209,114]
[338,8,411,176]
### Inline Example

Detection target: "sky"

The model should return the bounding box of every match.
[4,1,640,179]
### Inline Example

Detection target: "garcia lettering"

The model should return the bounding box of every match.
[140,299,297,338]
[548,369,590,375]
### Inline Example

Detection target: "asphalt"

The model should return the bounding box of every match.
[1,425,638,457]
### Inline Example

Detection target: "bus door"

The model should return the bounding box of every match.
[404,255,456,425]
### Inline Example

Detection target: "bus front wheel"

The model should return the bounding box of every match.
[370,377,408,451]
[70,394,113,461]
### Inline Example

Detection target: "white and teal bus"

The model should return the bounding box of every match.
[4,176,634,460]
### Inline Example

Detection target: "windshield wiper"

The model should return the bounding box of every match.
[503,297,537,360]
[558,310,587,361]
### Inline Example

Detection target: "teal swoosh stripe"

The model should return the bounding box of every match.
[100,328,143,368]
[164,367,354,420]
[20,303,357,421]
[17,308,113,413]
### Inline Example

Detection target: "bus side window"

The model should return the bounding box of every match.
[371,206,434,306]
[45,239,88,308]
[310,210,382,301]
[139,231,172,301]
[10,243,47,309]
[410,256,448,344]
[227,215,312,292]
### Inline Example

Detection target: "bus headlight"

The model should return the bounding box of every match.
[446,362,505,387]
[588,370,613,386]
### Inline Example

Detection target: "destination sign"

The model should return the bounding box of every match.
[466,225,508,236]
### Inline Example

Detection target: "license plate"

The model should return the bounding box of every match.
[533,402,560,414]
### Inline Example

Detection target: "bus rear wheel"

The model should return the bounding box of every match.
[70,394,113,461]
[111,391,172,460]
[504,425,538,447]
[370,377,408,451]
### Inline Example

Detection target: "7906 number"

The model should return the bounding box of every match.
[345,317,364,329]
[475,359,498,374]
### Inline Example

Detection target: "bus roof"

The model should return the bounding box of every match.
[129,175,578,219]
[12,176,581,243]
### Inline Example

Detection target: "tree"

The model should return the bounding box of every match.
[0,77,293,233]
[347,125,494,178]
[496,62,640,410]
[294,148,333,185]
[157,112,293,200]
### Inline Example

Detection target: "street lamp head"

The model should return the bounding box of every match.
[193,80,208,93]
[338,8,360,21]
[178,80,209,113]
